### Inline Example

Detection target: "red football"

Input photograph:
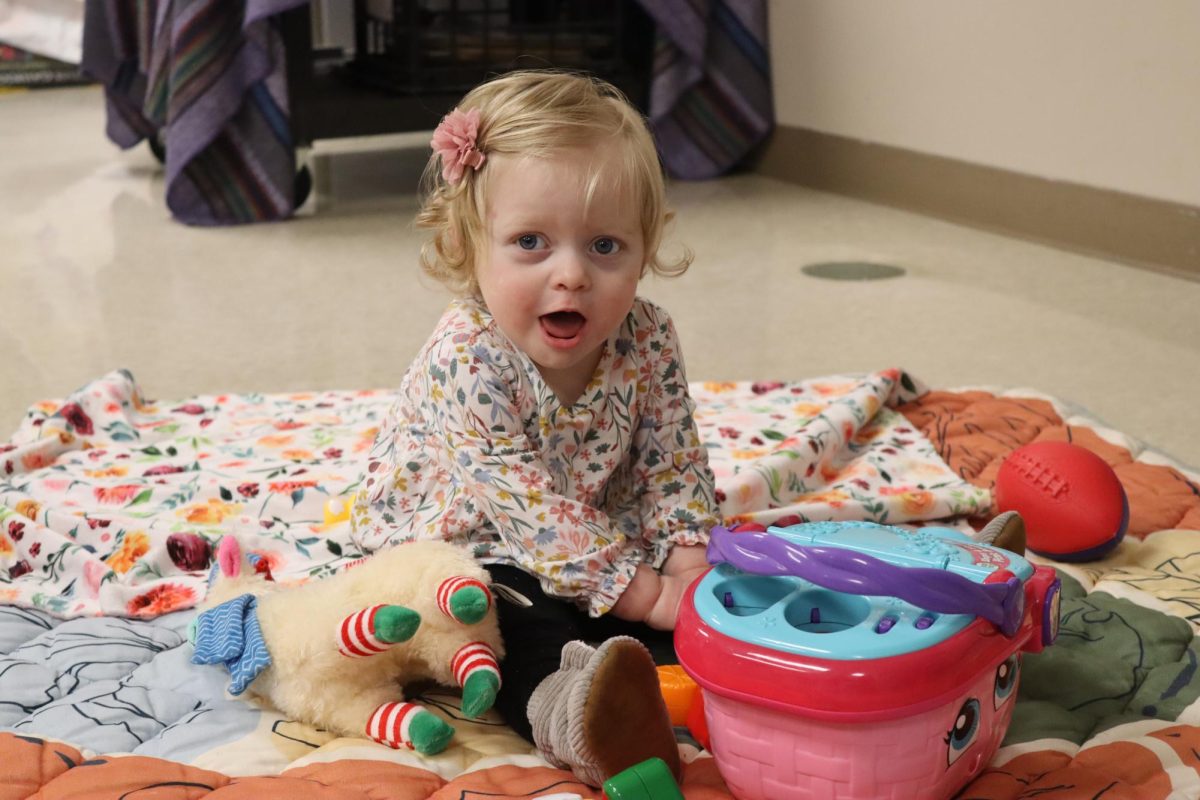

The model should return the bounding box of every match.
[994,441,1128,561]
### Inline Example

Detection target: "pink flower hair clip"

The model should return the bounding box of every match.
[432,107,486,184]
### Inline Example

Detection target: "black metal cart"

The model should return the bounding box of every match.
[281,1,655,148]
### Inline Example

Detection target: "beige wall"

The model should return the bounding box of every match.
[768,0,1200,207]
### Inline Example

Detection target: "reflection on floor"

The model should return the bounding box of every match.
[2,86,1198,465]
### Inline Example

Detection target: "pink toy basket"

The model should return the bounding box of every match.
[676,522,1060,800]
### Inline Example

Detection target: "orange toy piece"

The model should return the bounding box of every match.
[657,664,712,750]
[685,690,710,752]
[657,665,700,727]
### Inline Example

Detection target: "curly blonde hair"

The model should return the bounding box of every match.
[415,70,691,296]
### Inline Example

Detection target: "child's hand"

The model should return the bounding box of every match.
[610,564,662,623]
[662,544,709,577]
[644,544,712,629]
[644,566,708,631]
[612,552,711,629]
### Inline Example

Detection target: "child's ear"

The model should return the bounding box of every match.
[217,536,243,578]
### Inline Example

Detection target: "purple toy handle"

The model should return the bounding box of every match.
[708,526,1025,637]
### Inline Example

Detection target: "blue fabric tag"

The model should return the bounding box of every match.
[190,593,271,695]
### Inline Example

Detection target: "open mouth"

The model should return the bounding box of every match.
[540,310,587,341]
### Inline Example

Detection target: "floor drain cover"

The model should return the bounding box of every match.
[801,261,907,281]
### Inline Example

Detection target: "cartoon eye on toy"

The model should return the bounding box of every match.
[1043,579,1062,646]
[946,698,981,765]
[994,654,1019,709]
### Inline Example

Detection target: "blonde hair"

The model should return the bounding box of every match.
[415,70,691,296]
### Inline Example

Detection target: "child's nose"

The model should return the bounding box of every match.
[552,252,591,291]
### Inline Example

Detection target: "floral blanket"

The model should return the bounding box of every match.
[5,370,1200,799]
[0,368,986,620]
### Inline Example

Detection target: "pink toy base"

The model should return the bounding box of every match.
[703,681,1016,800]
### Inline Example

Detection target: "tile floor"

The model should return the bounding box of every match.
[2,86,1198,466]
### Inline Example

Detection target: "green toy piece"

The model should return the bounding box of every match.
[602,757,684,800]
[448,585,490,625]
[408,709,456,755]
[374,605,421,643]
[461,669,500,718]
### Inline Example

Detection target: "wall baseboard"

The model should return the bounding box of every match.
[756,125,1200,279]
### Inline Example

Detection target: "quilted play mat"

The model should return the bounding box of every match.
[3,368,1200,798]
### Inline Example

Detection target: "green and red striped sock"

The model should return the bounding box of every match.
[436,576,493,625]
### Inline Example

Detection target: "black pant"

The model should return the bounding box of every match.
[484,564,678,743]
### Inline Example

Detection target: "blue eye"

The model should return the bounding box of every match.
[946,698,980,765]
[994,655,1019,709]
[517,234,543,251]
[592,237,620,255]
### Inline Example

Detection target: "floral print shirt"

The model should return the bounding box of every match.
[350,297,719,616]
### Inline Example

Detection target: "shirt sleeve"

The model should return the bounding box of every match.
[631,307,721,565]
[424,337,640,617]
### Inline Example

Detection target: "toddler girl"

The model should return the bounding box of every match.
[350,70,720,786]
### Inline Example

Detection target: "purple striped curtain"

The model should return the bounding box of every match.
[82,0,306,226]
[636,0,774,180]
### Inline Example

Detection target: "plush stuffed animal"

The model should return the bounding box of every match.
[190,536,505,755]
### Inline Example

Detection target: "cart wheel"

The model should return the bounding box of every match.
[294,164,312,209]
[148,134,166,164]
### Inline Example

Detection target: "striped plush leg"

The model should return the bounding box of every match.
[366,701,454,755]
[453,641,502,718]
[436,576,493,625]
[337,604,420,657]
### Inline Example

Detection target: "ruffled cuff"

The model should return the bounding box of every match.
[667,526,711,548]
[581,551,643,618]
